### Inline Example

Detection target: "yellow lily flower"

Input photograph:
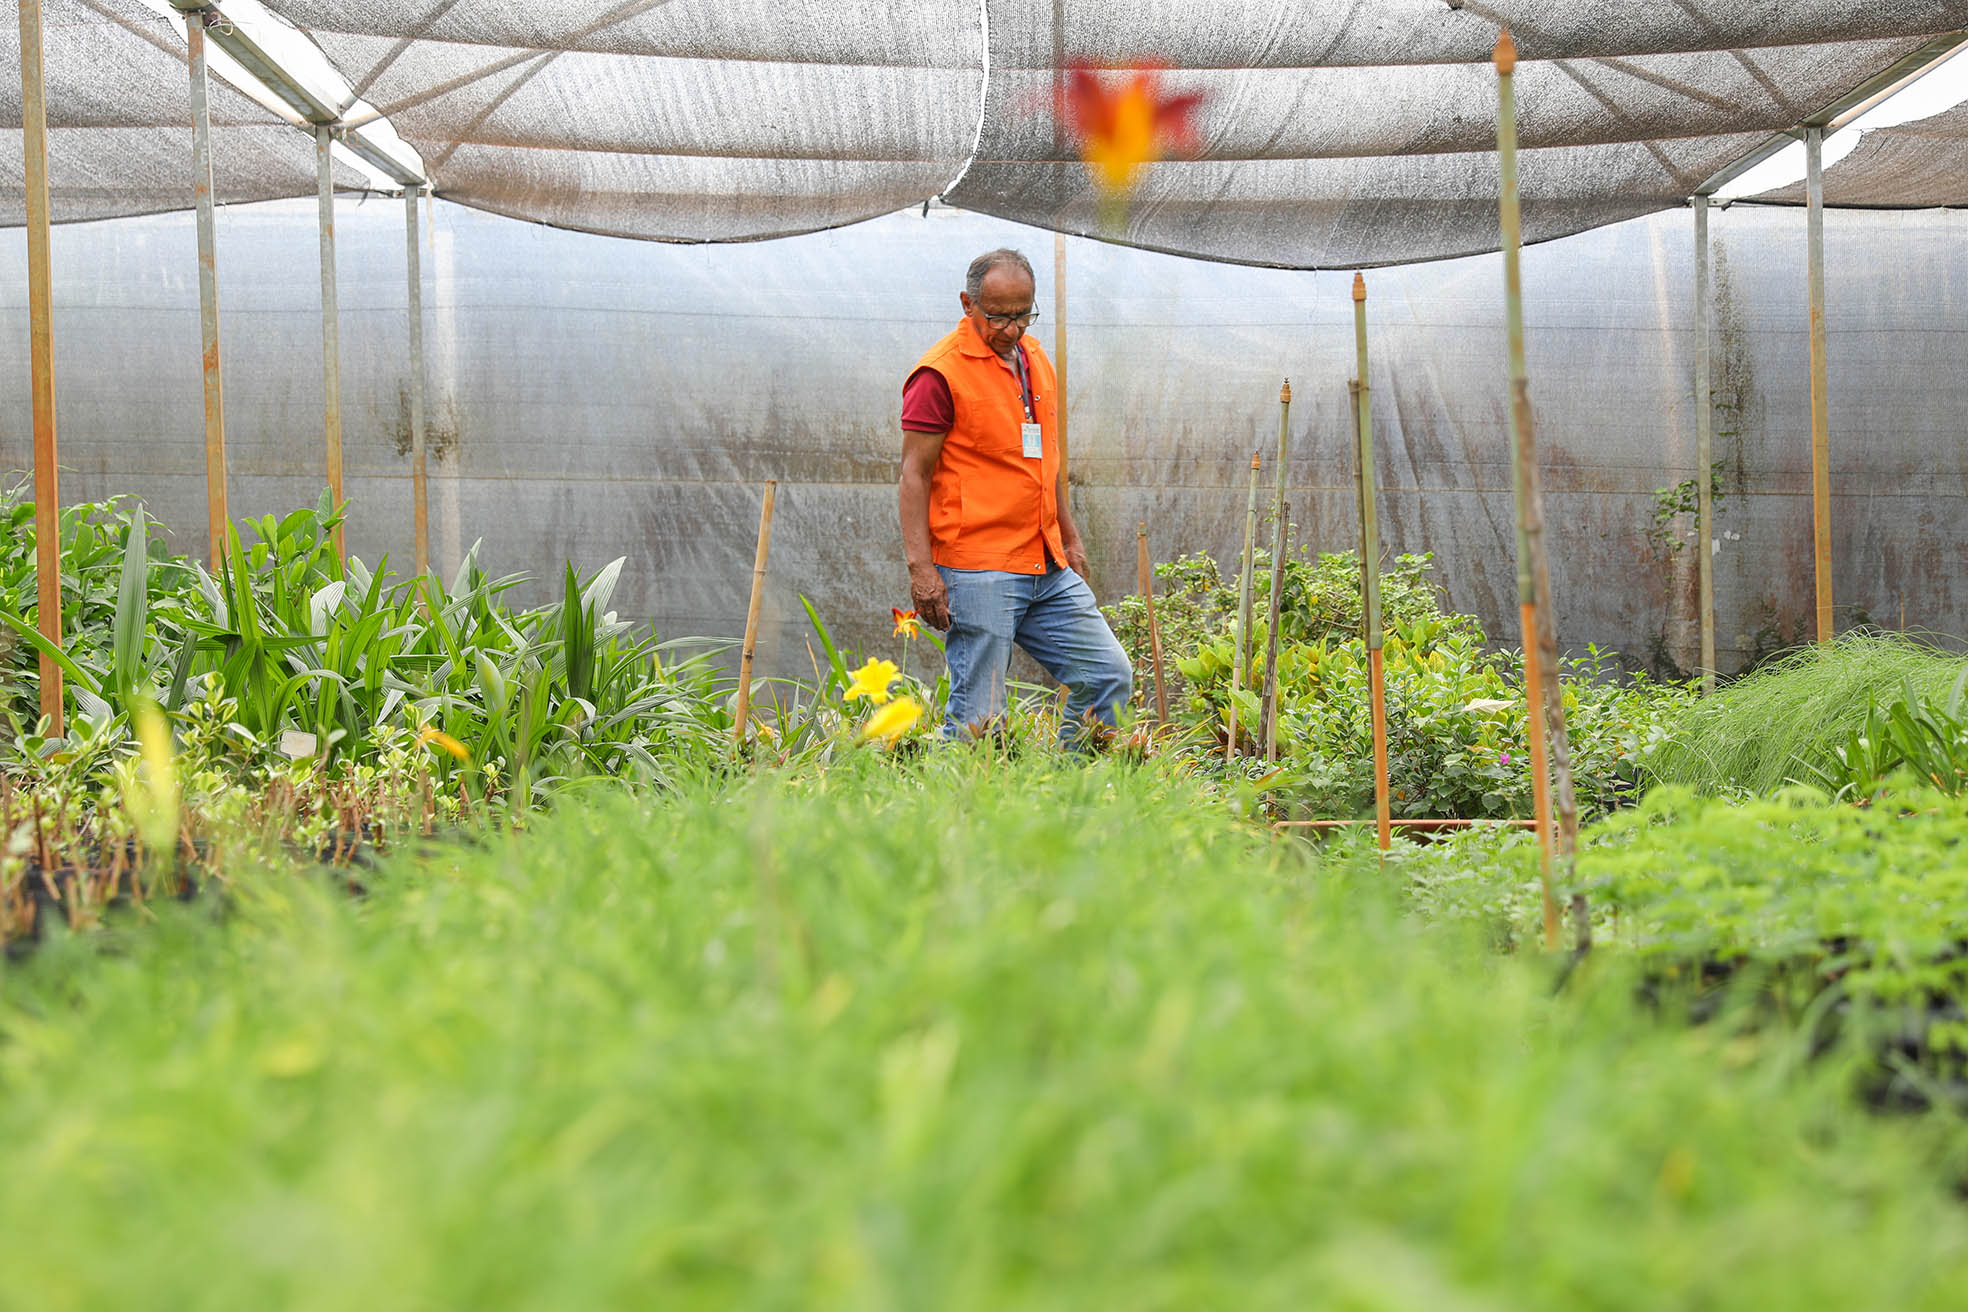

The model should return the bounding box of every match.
[416,724,470,760]
[861,697,922,743]
[845,658,901,705]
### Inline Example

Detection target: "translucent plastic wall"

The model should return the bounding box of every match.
[4,198,1966,678]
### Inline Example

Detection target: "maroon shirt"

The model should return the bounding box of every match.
[902,344,1031,434]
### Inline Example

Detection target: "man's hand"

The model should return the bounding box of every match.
[911,567,951,631]
[1065,540,1092,584]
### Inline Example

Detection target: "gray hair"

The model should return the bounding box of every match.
[965,248,1035,298]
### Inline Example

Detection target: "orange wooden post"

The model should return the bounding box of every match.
[1353,276,1391,852]
[20,0,63,734]
[187,14,230,566]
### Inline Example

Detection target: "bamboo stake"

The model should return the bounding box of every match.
[1354,275,1391,851]
[1137,522,1169,724]
[1498,30,1579,951]
[1230,451,1261,757]
[1806,126,1833,645]
[187,15,229,567]
[1261,381,1292,763]
[20,0,62,736]
[1262,501,1291,763]
[734,480,778,742]
[1693,195,1715,693]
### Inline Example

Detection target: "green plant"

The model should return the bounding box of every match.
[1645,463,1726,558]
[1105,544,1472,705]
[1647,633,1968,796]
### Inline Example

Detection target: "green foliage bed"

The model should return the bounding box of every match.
[3,756,1967,1308]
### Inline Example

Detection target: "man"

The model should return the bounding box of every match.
[899,248,1133,745]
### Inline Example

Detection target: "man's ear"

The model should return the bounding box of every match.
[958,292,973,315]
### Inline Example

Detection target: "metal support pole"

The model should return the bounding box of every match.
[188,14,229,566]
[1806,127,1832,644]
[317,125,345,562]
[1694,196,1715,692]
[1260,381,1291,763]
[1498,31,1578,951]
[1354,276,1391,852]
[405,185,430,575]
[20,0,63,735]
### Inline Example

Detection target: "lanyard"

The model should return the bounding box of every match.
[1009,346,1036,422]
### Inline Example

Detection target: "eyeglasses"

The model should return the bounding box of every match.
[978,308,1041,328]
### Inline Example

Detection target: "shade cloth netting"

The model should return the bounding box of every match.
[7,1,1968,264]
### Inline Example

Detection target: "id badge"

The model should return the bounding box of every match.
[1020,422,1044,460]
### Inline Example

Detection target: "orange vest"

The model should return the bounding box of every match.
[911,317,1066,574]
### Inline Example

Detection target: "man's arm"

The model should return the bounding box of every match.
[899,428,951,630]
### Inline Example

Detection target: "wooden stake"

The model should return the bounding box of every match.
[1499,30,1580,950]
[1137,522,1169,724]
[1806,126,1833,645]
[734,480,778,742]
[1353,275,1391,851]
[1261,381,1292,763]
[20,0,63,736]
[1230,451,1261,758]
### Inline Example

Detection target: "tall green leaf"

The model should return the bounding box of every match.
[110,507,150,706]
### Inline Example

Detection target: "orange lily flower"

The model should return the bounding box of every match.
[892,607,925,639]
[1059,62,1206,198]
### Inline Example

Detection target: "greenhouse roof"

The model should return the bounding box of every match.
[5,1,1968,265]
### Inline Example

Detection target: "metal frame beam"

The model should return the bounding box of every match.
[1696,32,1968,197]
[167,1,426,187]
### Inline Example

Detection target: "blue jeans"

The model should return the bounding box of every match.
[937,563,1133,747]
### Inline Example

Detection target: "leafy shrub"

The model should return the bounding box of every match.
[1398,780,1968,1034]
[1108,541,1689,821]
[1104,544,1468,704]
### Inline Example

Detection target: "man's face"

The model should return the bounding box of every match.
[960,265,1037,358]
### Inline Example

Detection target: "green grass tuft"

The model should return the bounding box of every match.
[1646,632,1968,795]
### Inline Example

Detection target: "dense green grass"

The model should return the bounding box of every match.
[3,753,1967,1308]
[1647,633,1968,795]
